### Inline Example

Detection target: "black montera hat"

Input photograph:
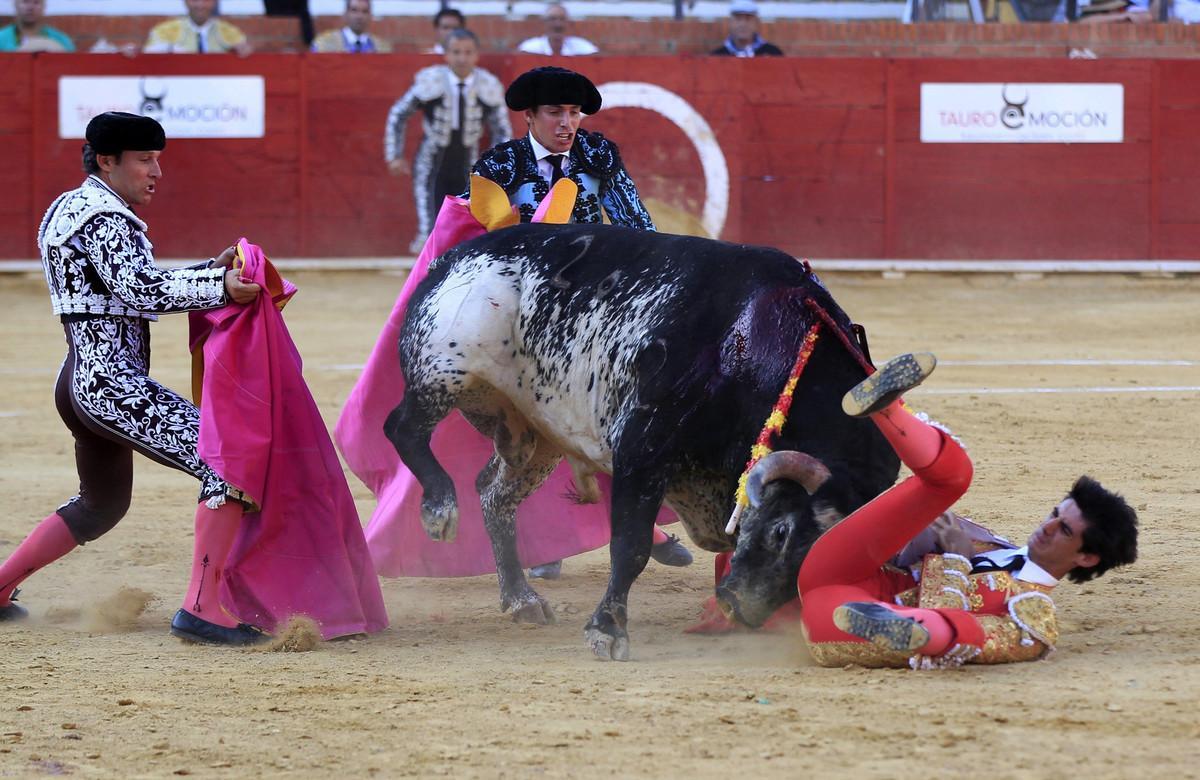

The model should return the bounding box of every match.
[85,112,167,155]
[505,67,602,115]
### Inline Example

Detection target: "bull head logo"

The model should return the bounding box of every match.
[139,78,167,120]
[1000,84,1027,130]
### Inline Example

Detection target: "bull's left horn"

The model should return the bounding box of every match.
[746,451,832,506]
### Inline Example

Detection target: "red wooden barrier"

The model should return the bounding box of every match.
[2,54,1198,261]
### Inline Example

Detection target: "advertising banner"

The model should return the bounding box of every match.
[59,75,266,139]
[920,83,1123,143]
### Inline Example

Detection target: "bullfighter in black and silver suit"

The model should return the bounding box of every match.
[0,112,265,646]
[385,29,511,253]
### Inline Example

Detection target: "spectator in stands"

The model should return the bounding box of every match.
[427,7,464,54]
[1075,0,1155,21]
[711,0,782,57]
[311,0,390,52]
[144,0,252,55]
[0,0,74,52]
[517,2,598,56]
[386,29,512,254]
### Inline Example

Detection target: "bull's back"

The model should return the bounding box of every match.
[406,224,837,466]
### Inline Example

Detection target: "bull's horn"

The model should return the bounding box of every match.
[746,451,831,507]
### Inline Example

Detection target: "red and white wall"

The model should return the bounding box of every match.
[2,54,1198,262]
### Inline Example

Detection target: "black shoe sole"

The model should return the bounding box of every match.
[842,353,937,418]
[833,602,930,652]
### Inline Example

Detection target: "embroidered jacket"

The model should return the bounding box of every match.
[469,130,656,230]
[143,17,247,53]
[899,550,1058,666]
[384,66,510,162]
[38,176,226,319]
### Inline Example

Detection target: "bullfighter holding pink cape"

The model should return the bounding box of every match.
[189,240,388,640]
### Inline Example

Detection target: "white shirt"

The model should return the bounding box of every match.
[971,545,1059,586]
[448,72,476,130]
[529,133,573,185]
[341,27,374,51]
[516,35,598,56]
[189,18,214,52]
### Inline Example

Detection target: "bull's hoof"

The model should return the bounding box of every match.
[584,627,630,662]
[503,590,557,625]
[420,498,459,542]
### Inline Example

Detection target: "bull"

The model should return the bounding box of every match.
[385,223,899,660]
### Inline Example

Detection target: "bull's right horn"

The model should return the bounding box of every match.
[746,451,832,507]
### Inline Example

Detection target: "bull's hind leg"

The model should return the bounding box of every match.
[584,469,668,662]
[383,388,460,542]
[475,434,562,625]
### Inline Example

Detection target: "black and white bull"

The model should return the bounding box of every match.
[385,223,900,660]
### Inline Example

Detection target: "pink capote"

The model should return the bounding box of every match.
[189,240,388,638]
[335,195,673,577]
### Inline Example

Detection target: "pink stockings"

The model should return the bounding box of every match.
[0,513,79,606]
[181,500,243,627]
[798,401,974,655]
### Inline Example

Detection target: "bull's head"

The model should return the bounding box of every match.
[715,450,847,628]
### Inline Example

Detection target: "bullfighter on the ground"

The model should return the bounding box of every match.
[0,112,264,643]
[795,352,1139,668]
[386,28,511,254]
[468,65,656,230]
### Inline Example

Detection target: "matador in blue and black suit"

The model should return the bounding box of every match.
[467,66,655,230]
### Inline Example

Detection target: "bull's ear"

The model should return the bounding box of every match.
[811,500,845,533]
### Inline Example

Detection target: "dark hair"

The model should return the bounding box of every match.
[433,7,465,26]
[445,28,477,46]
[1068,475,1139,583]
[81,143,121,174]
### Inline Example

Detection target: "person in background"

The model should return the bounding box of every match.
[0,0,74,52]
[386,29,511,254]
[144,0,252,55]
[516,2,598,56]
[711,0,782,57]
[311,0,390,53]
[427,6,464,54]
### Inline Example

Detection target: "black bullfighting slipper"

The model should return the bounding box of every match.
[170,609,267,647]
[650,534,694,567]
[842,352,937,418]
[0,589,29,622]
[833,602,930,652]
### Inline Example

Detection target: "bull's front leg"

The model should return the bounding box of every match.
[477,440,561,625]
[384,389,459,541]
[584,471,666,662]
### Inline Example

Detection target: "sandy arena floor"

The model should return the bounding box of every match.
[1,268,1198,779]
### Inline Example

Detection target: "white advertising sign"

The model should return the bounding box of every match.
[59,76,265,139]
[920,83,1123,143]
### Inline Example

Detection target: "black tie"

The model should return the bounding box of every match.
[547,154,566,185]
[197,30,207,53]
[970,553,1025,574]
[451,81,464,131]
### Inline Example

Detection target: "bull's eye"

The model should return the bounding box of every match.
[773,523,788,546]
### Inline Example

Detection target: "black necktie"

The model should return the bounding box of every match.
[197,30,207,53]
[547,154,565,185]
[970,553,1025,574]
[455,81,467,132]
